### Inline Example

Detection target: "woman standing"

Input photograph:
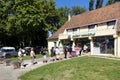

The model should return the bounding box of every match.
[30,48,36,65]
[75,46,80,57]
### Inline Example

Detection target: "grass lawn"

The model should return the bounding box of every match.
[19,56,120,80]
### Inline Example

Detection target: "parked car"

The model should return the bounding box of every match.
[0,47,18,58]
[23,47,32,55]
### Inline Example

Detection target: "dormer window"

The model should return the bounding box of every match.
[67,28,78,33]
[107,21,116,29]
[67,29,73,32]
[73,28,77,32]
[88,25,95,31]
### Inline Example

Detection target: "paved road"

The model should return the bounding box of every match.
[0,58,52,80]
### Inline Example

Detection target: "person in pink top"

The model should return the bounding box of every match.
[75,46,80,57]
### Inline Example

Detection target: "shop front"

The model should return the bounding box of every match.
[93,36,114,55]
[71,33,115,55]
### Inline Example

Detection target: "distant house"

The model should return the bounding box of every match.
[48,2,120,57]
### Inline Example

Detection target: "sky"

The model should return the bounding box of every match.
[54,0,108,10]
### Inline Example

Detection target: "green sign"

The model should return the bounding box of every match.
[73,32,95,38]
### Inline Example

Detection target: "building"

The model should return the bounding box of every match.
[48,2,120,57]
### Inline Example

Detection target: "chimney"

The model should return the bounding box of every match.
[68,13,71,21]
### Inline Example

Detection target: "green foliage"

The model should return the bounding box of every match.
[114,0,120,2]
[57,7,70,28]
[106,0,114,6]
[57,6,86,28]
[71,6,86,15]
[96,0,103,9]
[0,0,59,47]
[89,0,94,11]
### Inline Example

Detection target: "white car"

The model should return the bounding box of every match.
[0,47,18,58]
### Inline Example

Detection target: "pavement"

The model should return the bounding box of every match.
[0,57,55,80]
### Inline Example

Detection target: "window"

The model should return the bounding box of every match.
[67,28,78,33]
[88,25,95,31]
[73,28,77,32]
[67,29,73,32]
[73,28,78,34]
[107,21,116,29]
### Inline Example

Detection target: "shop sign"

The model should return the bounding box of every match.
[81,33,95,36]
[72,34,80,37]
[73,32,95,38]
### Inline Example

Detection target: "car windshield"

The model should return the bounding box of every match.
[1,49,15,52]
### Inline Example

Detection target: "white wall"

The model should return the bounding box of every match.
[48,39,58,55]
[80,26,88,32]
[97,23,107,30]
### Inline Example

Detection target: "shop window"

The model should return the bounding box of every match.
[93,36,114,54]
[107,21,116,29]
[88,25,95,31]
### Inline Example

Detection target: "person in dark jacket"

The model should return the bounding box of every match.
[64,47,67,59]
[50,47,55,57]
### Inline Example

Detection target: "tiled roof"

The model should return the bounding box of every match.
[48,2,120,40]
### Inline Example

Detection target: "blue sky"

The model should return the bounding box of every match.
[54,0,108,10]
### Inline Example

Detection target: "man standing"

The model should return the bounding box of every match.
[18,48,24,67]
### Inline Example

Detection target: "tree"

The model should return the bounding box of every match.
[114,0,120,2]
[96,0,103,9]
[89,0,94,11]
[106,0,120,6]
[57,6,86,28]
[0,0,14,47]
[71,6,86,15]
[57,7,70,28]
[0,0,59,47]
[13,0,59,47]
[106,0,114,6]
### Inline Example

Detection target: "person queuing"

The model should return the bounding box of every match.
[75,46,80,57]
[59,47,64,59]
[42,47,47,63]
[55,47,60,60]
[18,48,24,67]
[50,47,55,57]
[79,46,82,56]
[69,46,72,58]
[64,46,68,59]
[30,48,36,65]
[72,46,76,57]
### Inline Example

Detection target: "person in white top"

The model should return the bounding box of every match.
[18,48,24,67]
[83,45,88,53]
[30,48,36,65]
[55,47,60,60]
[59,47,64,59]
